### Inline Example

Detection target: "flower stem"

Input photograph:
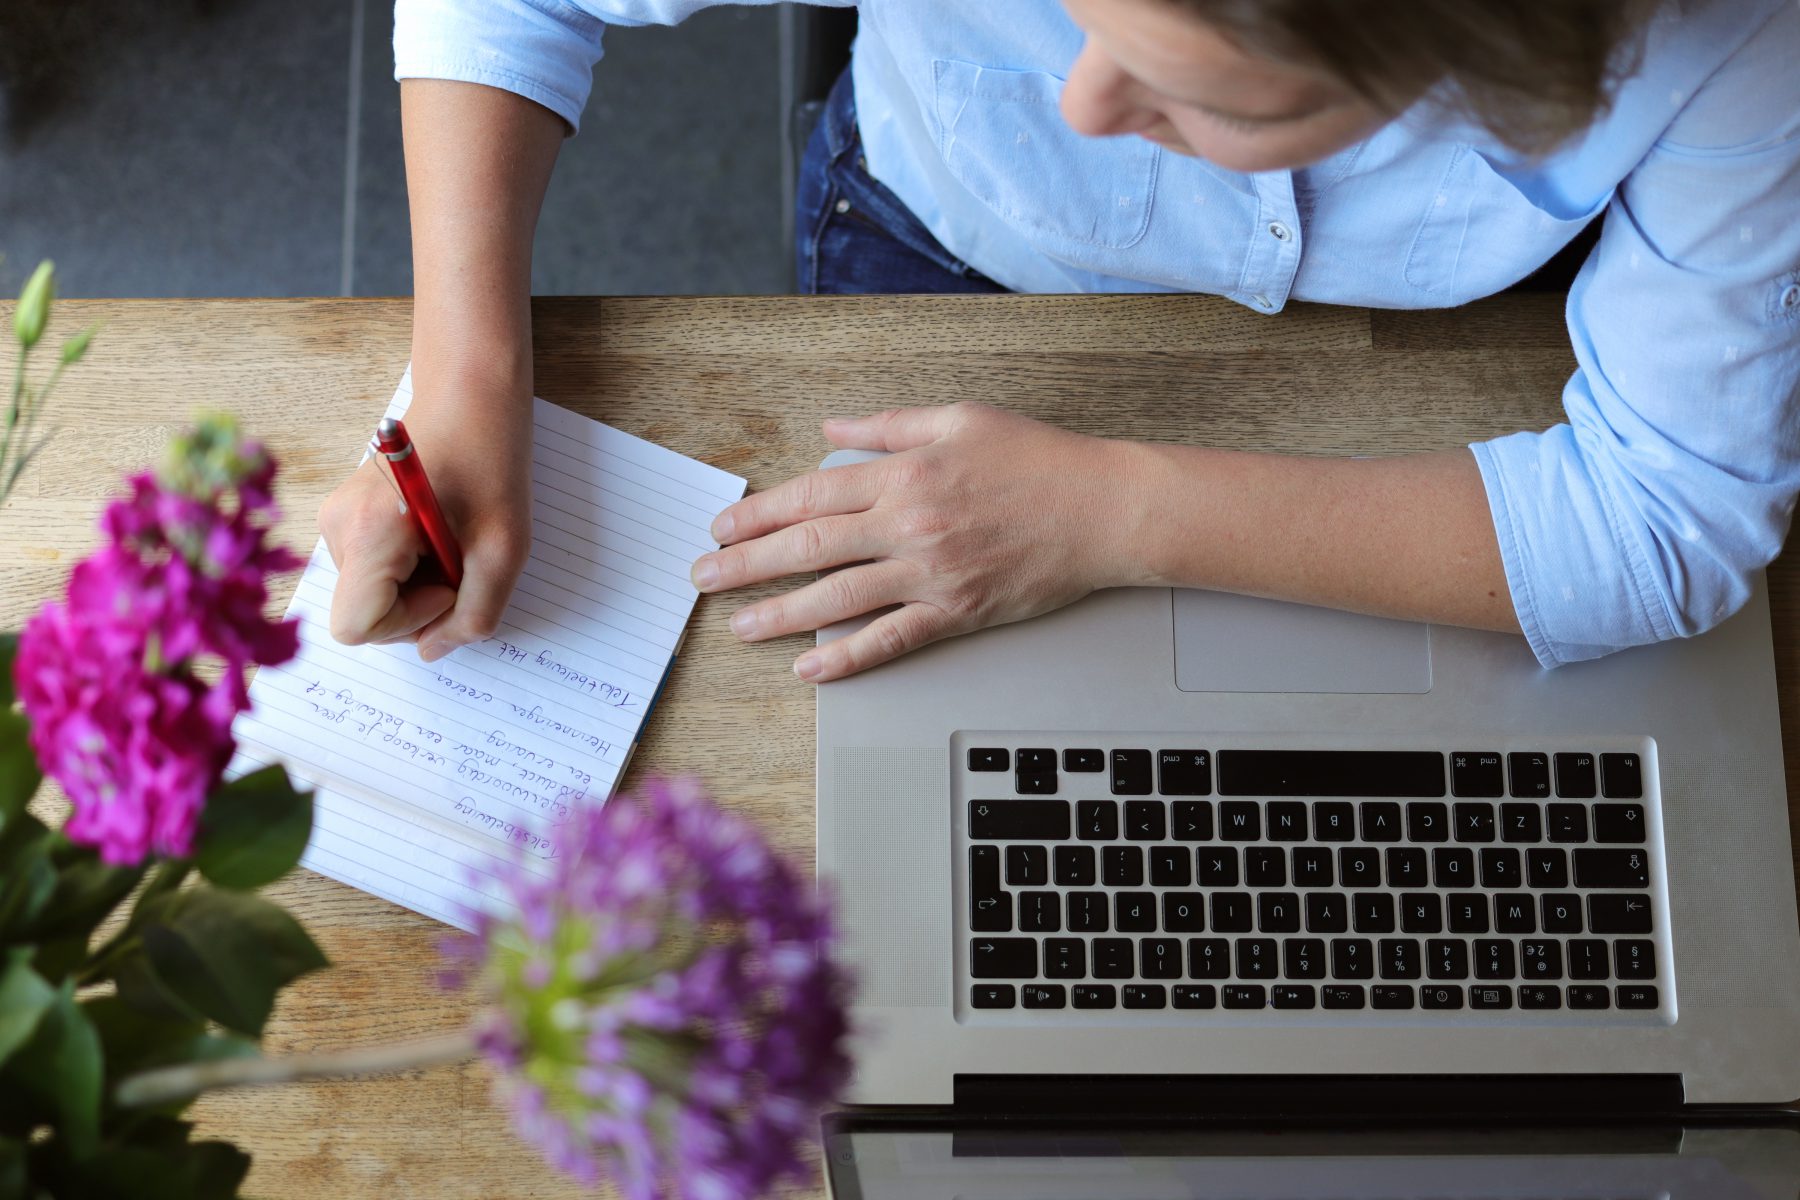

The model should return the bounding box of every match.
[113,1028,481,1108]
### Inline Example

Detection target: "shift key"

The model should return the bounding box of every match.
[970,800,1071,840]
[971,938,1038,978]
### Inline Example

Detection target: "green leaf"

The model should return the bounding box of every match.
[0,814,56,942]
[83,995,256,1084]
[0,950,55,1069]
[62,1136,251,1200]
[1,979,102,1158]
[0,710,41,832]
[0,1136,24,1200]
[0,633,17,707]
[113,953,205,1025]
[194,766,313,891]
[137,887,328,1037]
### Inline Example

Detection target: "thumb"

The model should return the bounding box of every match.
[414,541,524,663]
[823,405,962,452]
[323,503,455,646]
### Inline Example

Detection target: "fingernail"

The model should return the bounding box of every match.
[418,640,445,664]
[712,512,735,542]
[730,608,760,639]
[692,558,720,590]
[795,654,824,681]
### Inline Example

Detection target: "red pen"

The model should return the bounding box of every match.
[371,417,465,589]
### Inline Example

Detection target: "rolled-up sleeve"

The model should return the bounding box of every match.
[1471,1,1800,667]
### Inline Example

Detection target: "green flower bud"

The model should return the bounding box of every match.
[14,260,55,349]
[60,323,97,365]
[159,411,268,500]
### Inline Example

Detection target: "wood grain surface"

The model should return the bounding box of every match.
[0,295,1793,1198]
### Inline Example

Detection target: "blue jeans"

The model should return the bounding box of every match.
[796,69,1008,295]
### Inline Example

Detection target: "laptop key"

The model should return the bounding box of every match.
[1593,804,1647,844]
[1322,985,1366,1010]
[1474,940,1515,980]
[1353,893,1396,933]
[1172,801,1214,841]
[1158,750,1212,796]
[1067,892,1109,933]
[1494,893,1536,934]
[968,748,1009,772]
[969,846,1011,932]
[1508,752,1551,799]
[1073,985,1117,1009]
[1479,848,1522,889]
[1339,847,1380,888]
[1236,938,1278,979]
[1045,938,1086,979]
[1267,801,1308,841]
[1407,802,1449,843]
[1313,802,1355,841]
[1093,938,1134,979]
[1427,939,1469,980]
[1285,938,1326,980]
[1470,985,1513,1010]
[1102,846,1144,887]
[972,985,1016,1008]
[1078,800,1119,841]
[1111,749,1153,795]
[1212,893,1253,932]
[1125,800,1166,841]
[1446,894,1488,934]
[1292,848,1333,887]
[1568,939,1609,980]
[1187,938,1230,979]
[1600,754,1644,799]
[1257,893,1300,933]
[1116,892,1156,932]
[1174,985,1218,1009]
[1547,803,1589,843]
[1064,748,1105,773]
[1379,939,1421,979]
[1198,848,1240,886]
[1005,845,1048,887]
[1385,847,1427,888]
[1015,770,1057,795]
[1331,938,1374,980]
[1528,848,1569,889]
[1589,894,1653,934]
[1453,801,1497,841]
[1164,893,1206,932]
[1521,940,1563,980]
[1222,985,1267,1009]
[1017,748,1056,773]
[1246,847,1287,887]
[1019,891,1060,933]
[1022,983,1066,1009]
[1054,845,1096,887]
[1372,985,1415,1010]
[1219,802,1261,841]
[1360,802,1403,842]
[1615,940,1656,979]
[1124,984,1168,1009]
[1400,893,1443,934]
[1574,848,1649,889]
[971,800,1070,840]
[1141,938,1183,979]
[1568,985,1611,1010]
[1451,752,1504,798]
[1306,893,1349,934]
[1555,753,1597,798]
[970,938,1036,978]
[1501,803,1543,843]
[1519,984,1561,1010]
[1273,985,1316,1010]
[1542,894,1583,933]
[1216,750,1445,797]
[1421,985,1464,1010]
[1150,847,1192,887]
[1617,984,1659,1010]
[1432,848,1474,888]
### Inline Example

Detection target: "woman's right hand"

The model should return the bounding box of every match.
[318,391,534,663]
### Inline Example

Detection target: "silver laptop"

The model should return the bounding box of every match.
[814,449,1800,1112]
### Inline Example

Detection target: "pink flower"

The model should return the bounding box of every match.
[12,417,299,865]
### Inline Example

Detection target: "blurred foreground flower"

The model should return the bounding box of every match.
[458,778,854,1199]
[14,414,301,863]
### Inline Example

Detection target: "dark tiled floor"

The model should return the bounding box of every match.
[0,0,789,299]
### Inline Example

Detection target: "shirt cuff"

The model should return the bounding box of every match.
[394,0,605,133]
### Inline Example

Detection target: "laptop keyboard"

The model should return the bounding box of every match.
[958,740,1669,1020]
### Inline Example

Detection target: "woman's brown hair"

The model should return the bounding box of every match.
[1169,0,1660,155]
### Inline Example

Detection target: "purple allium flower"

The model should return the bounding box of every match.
[453,778,854,1200]
[13,416,300,864]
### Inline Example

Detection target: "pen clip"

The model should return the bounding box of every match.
[368,435,409,516]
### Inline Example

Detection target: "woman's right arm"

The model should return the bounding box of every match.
[319,78,564,661]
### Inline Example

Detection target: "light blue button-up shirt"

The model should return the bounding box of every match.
[393,0,1800,667]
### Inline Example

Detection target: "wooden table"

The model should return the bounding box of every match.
[1,295,1794,1198]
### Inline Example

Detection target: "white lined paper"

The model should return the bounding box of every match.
[232,373,745,929]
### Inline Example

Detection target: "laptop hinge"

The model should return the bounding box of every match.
[953,1074,1685,1121]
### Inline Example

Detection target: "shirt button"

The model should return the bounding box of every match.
[1253,294,1274,310]
[1782,283,1800,310]
[1267,222,1292,242]
[834,198,852,215]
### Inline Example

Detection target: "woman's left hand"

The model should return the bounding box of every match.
[691,402,1151,682]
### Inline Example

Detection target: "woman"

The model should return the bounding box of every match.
[322,0,1800,683]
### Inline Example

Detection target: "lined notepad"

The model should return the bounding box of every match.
[232,373,745,929]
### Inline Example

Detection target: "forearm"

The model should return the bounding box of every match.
[401,78,564,418]
[1120,441,1521,634]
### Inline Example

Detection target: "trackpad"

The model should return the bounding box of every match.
[1173,589,1432,694]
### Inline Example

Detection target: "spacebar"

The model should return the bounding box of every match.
[1218,750,1446,797]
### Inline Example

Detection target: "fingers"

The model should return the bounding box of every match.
[416,538,530,663]
[724,559,912,642]
[695,512,891,594]
[791,601,955,683]
[822,404,968,454]
[322,466,448,645]
[712,459,885,546]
